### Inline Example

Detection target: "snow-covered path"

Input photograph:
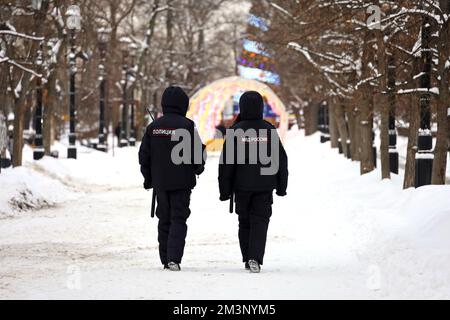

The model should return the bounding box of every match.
[1,132,450,299]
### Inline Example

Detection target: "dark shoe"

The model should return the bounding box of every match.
[163,264,169,270]
[168,261,181,271]
[245,262,250,270]
[248,260,261,273]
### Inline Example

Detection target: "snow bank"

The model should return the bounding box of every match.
[23,142,142,189]
[1,140,142,219]
[289,133,450,298]
[394,186,450,250]
[0,166,77,219]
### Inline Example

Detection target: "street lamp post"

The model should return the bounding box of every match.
[415,14,433,187]
[128,43,138,147]
[319,101,330,143]
[372,125,377,168]
[33,42,45,160]
[119,37,131,148]
[387,54,399,174]
[66,5,81,159]
[97,28,110,153]
[0,114,6,174]
[32,0,44,160]
[318,103,324,142]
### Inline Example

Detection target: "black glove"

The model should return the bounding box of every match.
[143,180,152,190]
[219,194,231,201]
[194,165,205,176]
[276,190,287,197]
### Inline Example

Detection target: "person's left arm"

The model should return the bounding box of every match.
[190,122,206,175]
[138,125,153,190]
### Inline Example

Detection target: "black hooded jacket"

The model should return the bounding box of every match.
[139,86,206,191]
[218,91,288,198]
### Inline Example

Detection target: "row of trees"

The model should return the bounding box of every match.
[0,0,245,167]
[251,0,450,187]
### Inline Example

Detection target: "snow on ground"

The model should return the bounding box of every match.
[380,134,450,182]
[0,164,77,219]
[0,131,450,299]
[23,142,142,189]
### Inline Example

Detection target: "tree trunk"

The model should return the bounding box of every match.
[329,104,339,148]
[347,102,360,161]
[433,91,449,184]
[335,101,350,157]
[377,31,390,179]
[304,102,319,136]
[11,3,47,166]
[0,64,7,117]
[12,95,28,167]
[360,85,375,174]
[12,71,34,167]
[403,55,422,189]
[354,104,362,161]
[404,92,420,188]
[166,0,174,85]
[137,84,148,141]
[432,9,449,184]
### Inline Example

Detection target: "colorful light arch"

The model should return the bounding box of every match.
[188,76,288,143]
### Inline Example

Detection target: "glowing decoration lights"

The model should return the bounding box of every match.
[238,65,281,85]
[248,14,269,32]
[188,76,288,144]
[243,39,270,57]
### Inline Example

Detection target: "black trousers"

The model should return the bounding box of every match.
[155,189,191,265]
[235,191,273,265]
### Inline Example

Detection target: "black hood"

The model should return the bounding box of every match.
[239,91,264,120]
[161,86,189,116]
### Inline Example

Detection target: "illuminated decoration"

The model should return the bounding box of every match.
[238,12,280,88]
[239,49,274,71]
[248,14,269,32]
[188,76,288,143]
[243,39,270,57]
[238,65,280,85]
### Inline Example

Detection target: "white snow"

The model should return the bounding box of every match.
[23,141,142,189]
[397,87,440,95]
[1,131,450,299]
[0,165,77,219]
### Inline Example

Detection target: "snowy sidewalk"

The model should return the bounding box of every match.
[1,132,450,299]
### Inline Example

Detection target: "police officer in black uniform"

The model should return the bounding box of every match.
[219,91,288,273]
[139,86,205,271]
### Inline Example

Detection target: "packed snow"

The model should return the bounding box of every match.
[0,130,450,299]
[0,161,77,219]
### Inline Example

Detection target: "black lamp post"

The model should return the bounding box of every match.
[372,127,377,168]
[387,54,399,174]
[0,115,6,174]
[66,5,81,159]
[128,43,138,147]
[96,28,110,153]
[32,0,45,160]
[119,37,131,148]
[33,42,44,160]
[318,102,324,141]
[415,14,433,187]
[319,101,330,143]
